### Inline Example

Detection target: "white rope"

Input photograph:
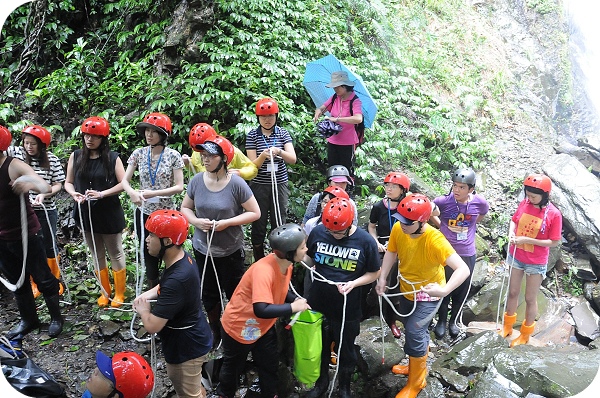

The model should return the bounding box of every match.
[268,147,283,228]
[497,243,518,332]
[0,194,28,291]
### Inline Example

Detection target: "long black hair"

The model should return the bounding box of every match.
[23,134,50,170]
[75,135,114,182]
[524,186,550,207]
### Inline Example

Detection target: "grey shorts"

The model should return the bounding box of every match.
[507,255,547,279]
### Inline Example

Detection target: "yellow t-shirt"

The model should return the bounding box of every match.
[387,225,455,301]
[190,147,258,180]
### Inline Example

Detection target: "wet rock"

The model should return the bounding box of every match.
[555,138,600,175]
[570,299,600,345]
[493,346,600,397]
[356,317,405,378]
[470,259,491,291]
[432,367,470,393]
[432,331,507,374]
[98,320,120,338]
[466,363,522,398]
[543,154,600,271]
[588,282,600,315]
[572,255,598,282]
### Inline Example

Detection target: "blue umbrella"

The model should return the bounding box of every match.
[303,54,378,128]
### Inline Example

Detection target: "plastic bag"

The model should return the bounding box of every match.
[291,310,323,385]
[1,357,64,397]
[316,120,343,138]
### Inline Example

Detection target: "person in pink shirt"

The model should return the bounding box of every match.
[500,174,562,347]
[313,71,363,177]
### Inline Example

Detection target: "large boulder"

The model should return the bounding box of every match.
[543,154,600,272]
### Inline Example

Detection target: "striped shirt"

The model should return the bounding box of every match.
[245,126,292,185]
[7,146,65,210]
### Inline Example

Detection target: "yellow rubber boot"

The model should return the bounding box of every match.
[47,257,64,295]
[499,312,517,338]
[395,354,428,398]
[30,276,41,299]
[96,268,112,307]
[392,347,428,375]
[111,268,126,308]
[510,321,536,347]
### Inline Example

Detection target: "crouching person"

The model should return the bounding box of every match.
[216,223,311,398]
[133,210,213,398]
[83,351,154,398]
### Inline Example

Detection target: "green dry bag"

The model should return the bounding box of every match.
[291,310,323,385]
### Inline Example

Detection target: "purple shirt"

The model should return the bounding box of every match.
[433,193,489,256]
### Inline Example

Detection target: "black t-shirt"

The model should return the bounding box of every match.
[306,224,380,321]
[369,199,399,245]
[152,252,212,364]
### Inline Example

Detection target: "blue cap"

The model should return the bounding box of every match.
[96,351,116,385]
[392,212,415,225]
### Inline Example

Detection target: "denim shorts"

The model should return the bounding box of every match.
[507,255,547,278]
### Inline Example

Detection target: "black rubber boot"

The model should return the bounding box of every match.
[305,372,329,398]
[448,307,461,337]
[206,306,222,349]
[434,303,448,339]
[7,291,40,340]
[252,244,265,262]
[338,368,352,398]
[44,293,63,337]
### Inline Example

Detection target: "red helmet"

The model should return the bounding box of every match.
[81,117,110,137]
[145,210,189,245]
[137,112,172,136]
[255,98,279,115]
[524,174,551,193]
[322,197,354,231]
[384,172,410,191]
[189,123,217,151]
[211,135,235,166]
[112,352,154,398]
[22,125,51,147]
[397,194,432,223]
[0,125,12,151]
[323,186,349,200]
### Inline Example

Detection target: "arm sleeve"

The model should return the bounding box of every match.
[253,302,293,319]
[232,148,258,180]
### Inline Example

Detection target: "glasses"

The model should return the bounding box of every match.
[83,134,102,140]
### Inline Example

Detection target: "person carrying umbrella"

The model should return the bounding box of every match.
[313,71,363,177]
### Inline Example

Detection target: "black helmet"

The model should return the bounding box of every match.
[326,165,353,185]
[452,168,476,186]
[269,223,305,261]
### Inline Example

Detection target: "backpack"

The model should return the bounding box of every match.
[327,93,366,146]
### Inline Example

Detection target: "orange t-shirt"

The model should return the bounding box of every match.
[221,253,292,344]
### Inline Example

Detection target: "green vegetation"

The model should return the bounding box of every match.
[0,0,514,217]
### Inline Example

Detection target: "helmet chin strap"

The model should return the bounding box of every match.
[207,158,226,176]
[414,221,425,235]
[157,238,174,262]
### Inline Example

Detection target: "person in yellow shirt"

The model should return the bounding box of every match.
[376,194,469,398]
[182,123,258,180]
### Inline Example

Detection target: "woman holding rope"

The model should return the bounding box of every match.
[246,98,296,261]
[0,125,63,339]
[180,135,260,348]
[303,197,380,398]
[7,125,65,298]
[122,112,184,289]
[500,174,562,347]
[64,117,127,308]
[376,194,469,398]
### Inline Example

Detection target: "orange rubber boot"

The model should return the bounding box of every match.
[395,354,427,398]
[510,321,536,347]
[30,276,41,299]
[111,269,126,308]
[96,268,112,307]
[499,312,517,338]
[47,257,64,295]
[392,347,428,375]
